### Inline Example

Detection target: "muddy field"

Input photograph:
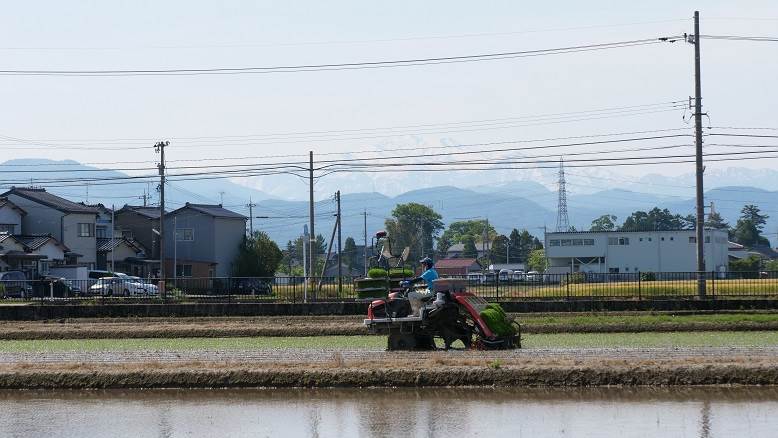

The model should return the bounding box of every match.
[1,347,777,388]
[3,313,778,339]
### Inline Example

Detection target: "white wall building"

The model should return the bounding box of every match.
[544,229,729,275]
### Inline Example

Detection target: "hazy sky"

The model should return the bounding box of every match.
[2,0,777,198]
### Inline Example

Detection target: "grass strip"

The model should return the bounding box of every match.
[0,331,777,352]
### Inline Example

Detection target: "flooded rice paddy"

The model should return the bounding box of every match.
[0,386,776,437]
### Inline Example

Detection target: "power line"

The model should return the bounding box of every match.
[0,37,678,77]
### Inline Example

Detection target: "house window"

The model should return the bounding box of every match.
[96,225,107,238]
[175,228,194,241]
[0,224,14,234]
[670,237,674,241]
[625,267,630,272]
[561,239,572,246]
[583,239,595,246]
[176,264,193,277]
[549,240,560,247]
[689,236,696,244]
[78,223,94,237]
[639,238,643,242]
[648,237,652,242]
[609,268,620,273]
[608,237,618,245]
[572,239,583,246]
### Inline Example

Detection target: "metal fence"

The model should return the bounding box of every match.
[1,271,777,303]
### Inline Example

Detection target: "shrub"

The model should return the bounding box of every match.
[388,268,414,279]
[640,271,657,281]
[562,272,586,285]
[368,268,388,279]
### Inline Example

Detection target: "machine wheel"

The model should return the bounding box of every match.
[387,333,417,351]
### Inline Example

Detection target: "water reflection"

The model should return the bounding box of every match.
[0,387,776,438]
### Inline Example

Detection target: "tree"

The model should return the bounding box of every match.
[705,211,729,230]
[491,235,509,263]
[733,204,770,247]
[729,254,762,278]
[233,231,283,277]
[438,220,497,249]
[619,207,691,231]
[461,235,479,259]
[590,214,617,231]
[527,249,548,272]
[384,203,444,262]
[343,237,357,270]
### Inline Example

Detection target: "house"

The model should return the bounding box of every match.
[0,197,26,235]
[164,203,247,277]
[729,241,778,263]
[434,258,482,276]
[114,205,164,260]
[1,187,97,267]
[444,243,487,259]
[0,233,69,277]
[544,229,729,275]
[96,237,148,275]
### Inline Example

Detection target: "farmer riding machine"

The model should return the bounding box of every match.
[359,232,520,351]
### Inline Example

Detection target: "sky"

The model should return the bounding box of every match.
[1,0,778,201]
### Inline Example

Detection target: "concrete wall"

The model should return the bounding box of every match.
[62,213,97,266]
[115,211,158,258]
[6,195,64,240]
[213,218,246,276]
[165,210,214,267]
[0,205,23,234]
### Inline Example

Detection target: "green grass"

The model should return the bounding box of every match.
[524,331,778,348]
[1,331,777,352]
[522,313,778,326]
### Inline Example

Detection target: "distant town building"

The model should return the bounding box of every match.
[1,187,97,267]
[164,203,247,277]
[444,243,487,259]
[544,229,729,275]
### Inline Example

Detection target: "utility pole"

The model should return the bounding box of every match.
[155,140,168,299]
[336,191,342,294]
[110,204,115,271]
[692,10,707,298]
[308,151,316,282]
[363,210,368,276]
[247,197,257,236]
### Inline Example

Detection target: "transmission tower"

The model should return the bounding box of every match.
[555,158,570,232]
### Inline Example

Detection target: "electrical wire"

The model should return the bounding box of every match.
[0,38,678,77]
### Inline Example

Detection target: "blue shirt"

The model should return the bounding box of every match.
[420,268,439,289]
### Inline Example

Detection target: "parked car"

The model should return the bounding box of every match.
[125,276,159,295]
[88,277,151,296]
[498,269,513,282]
[32,276,82,298]
[0,271,32,298]
[526,271,542,282]
[512,270,526,282]
[467,272,485,285]
[231,278,273,295]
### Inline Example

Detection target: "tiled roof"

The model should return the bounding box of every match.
[15,234,68,251]
[1,188,97,214]
[0,197,27,216]
[96,237,145,253]
[435,258,480,268]
[170,203,247,219]
[118,205,164,219]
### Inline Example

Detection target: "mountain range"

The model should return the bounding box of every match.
[1,159,776,247]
